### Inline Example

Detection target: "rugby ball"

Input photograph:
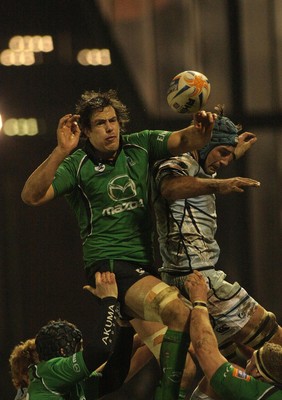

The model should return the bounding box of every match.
[167,70,211,114]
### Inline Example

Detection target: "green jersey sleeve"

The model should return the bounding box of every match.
[37,351,90,390]
[211,362,282,400]
[123,130,173,162]
[52,150,86,198]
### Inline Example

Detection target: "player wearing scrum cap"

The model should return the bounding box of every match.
[186,271,282,400]
[26,272,134,400]
[152,105,282,398]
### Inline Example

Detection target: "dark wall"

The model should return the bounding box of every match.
[0,1,149,397]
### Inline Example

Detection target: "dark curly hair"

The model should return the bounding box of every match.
[35,319,83,361]
[75,89,130,135]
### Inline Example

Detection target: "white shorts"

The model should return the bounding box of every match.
[161,269,257,345]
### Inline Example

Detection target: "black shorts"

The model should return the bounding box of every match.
[85,260,158,317]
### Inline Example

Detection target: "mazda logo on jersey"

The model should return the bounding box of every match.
[108,175,137,201]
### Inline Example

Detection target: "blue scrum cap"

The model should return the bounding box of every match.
[199,115,239,162]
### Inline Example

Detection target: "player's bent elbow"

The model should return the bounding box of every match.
[160,184,179,202]
[21,190,46,206]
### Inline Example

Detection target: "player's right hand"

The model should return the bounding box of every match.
[83,271,118,299]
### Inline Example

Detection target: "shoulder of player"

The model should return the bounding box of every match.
[154,152,194,172]
[123,130,171,142]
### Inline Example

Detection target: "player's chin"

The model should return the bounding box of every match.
[105,143,119,155]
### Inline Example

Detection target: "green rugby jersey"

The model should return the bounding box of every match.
[52,130,172,269]
[27,351,100,399]
[211,362,282,399]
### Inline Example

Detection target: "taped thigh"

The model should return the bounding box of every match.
[143,282,180,323]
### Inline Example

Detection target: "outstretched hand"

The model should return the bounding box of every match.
[83,271,118,300]
[215,176,261,194]
[56,114,81,156]
[185,270,208,303]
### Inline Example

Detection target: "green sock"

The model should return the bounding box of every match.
[154,329,190,400]
[178,387,187,400]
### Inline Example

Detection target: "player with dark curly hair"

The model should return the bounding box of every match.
[21,89,216,400]
[26,271,134,400]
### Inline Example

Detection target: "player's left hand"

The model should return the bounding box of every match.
[192,111,217,149]
[185,270,208,304]
[234,132,257,160]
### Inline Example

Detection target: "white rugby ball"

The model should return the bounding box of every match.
[167,70,211,114]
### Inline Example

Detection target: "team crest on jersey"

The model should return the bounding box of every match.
[135,267,146,275]
[108,175,137,201]
[232,368,251,381]
[95,163,106,172]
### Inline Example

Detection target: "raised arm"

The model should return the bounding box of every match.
[185,271,227,382]
[21,114,81,206]
[167,111,216,155]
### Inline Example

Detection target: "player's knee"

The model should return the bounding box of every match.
[142,326,168,360]
[143,282,189,328]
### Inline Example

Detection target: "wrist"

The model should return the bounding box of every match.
[101,295,117,301]
[53,146,70,160]
[193,300,208,310]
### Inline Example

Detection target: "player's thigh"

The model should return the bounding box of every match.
[125,275,190,332]
[233,303,280,347]
[125,275,163,318]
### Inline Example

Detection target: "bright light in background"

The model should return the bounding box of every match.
[3,118,39,136]
[0,49,35,66]
[0,35,53,66]
[9,35,54,53]
[0,36,112,67]
[77,48,111,66]
[0,114,2,131]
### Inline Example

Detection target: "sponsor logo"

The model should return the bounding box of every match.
[102,198,144,216]
[72,353,81,373]
[232,368,251,381]
[102,304,116,345]
[108,175,137,201]
[157,132,167,142]
[101,175,145,216]
[135,268,146,275]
